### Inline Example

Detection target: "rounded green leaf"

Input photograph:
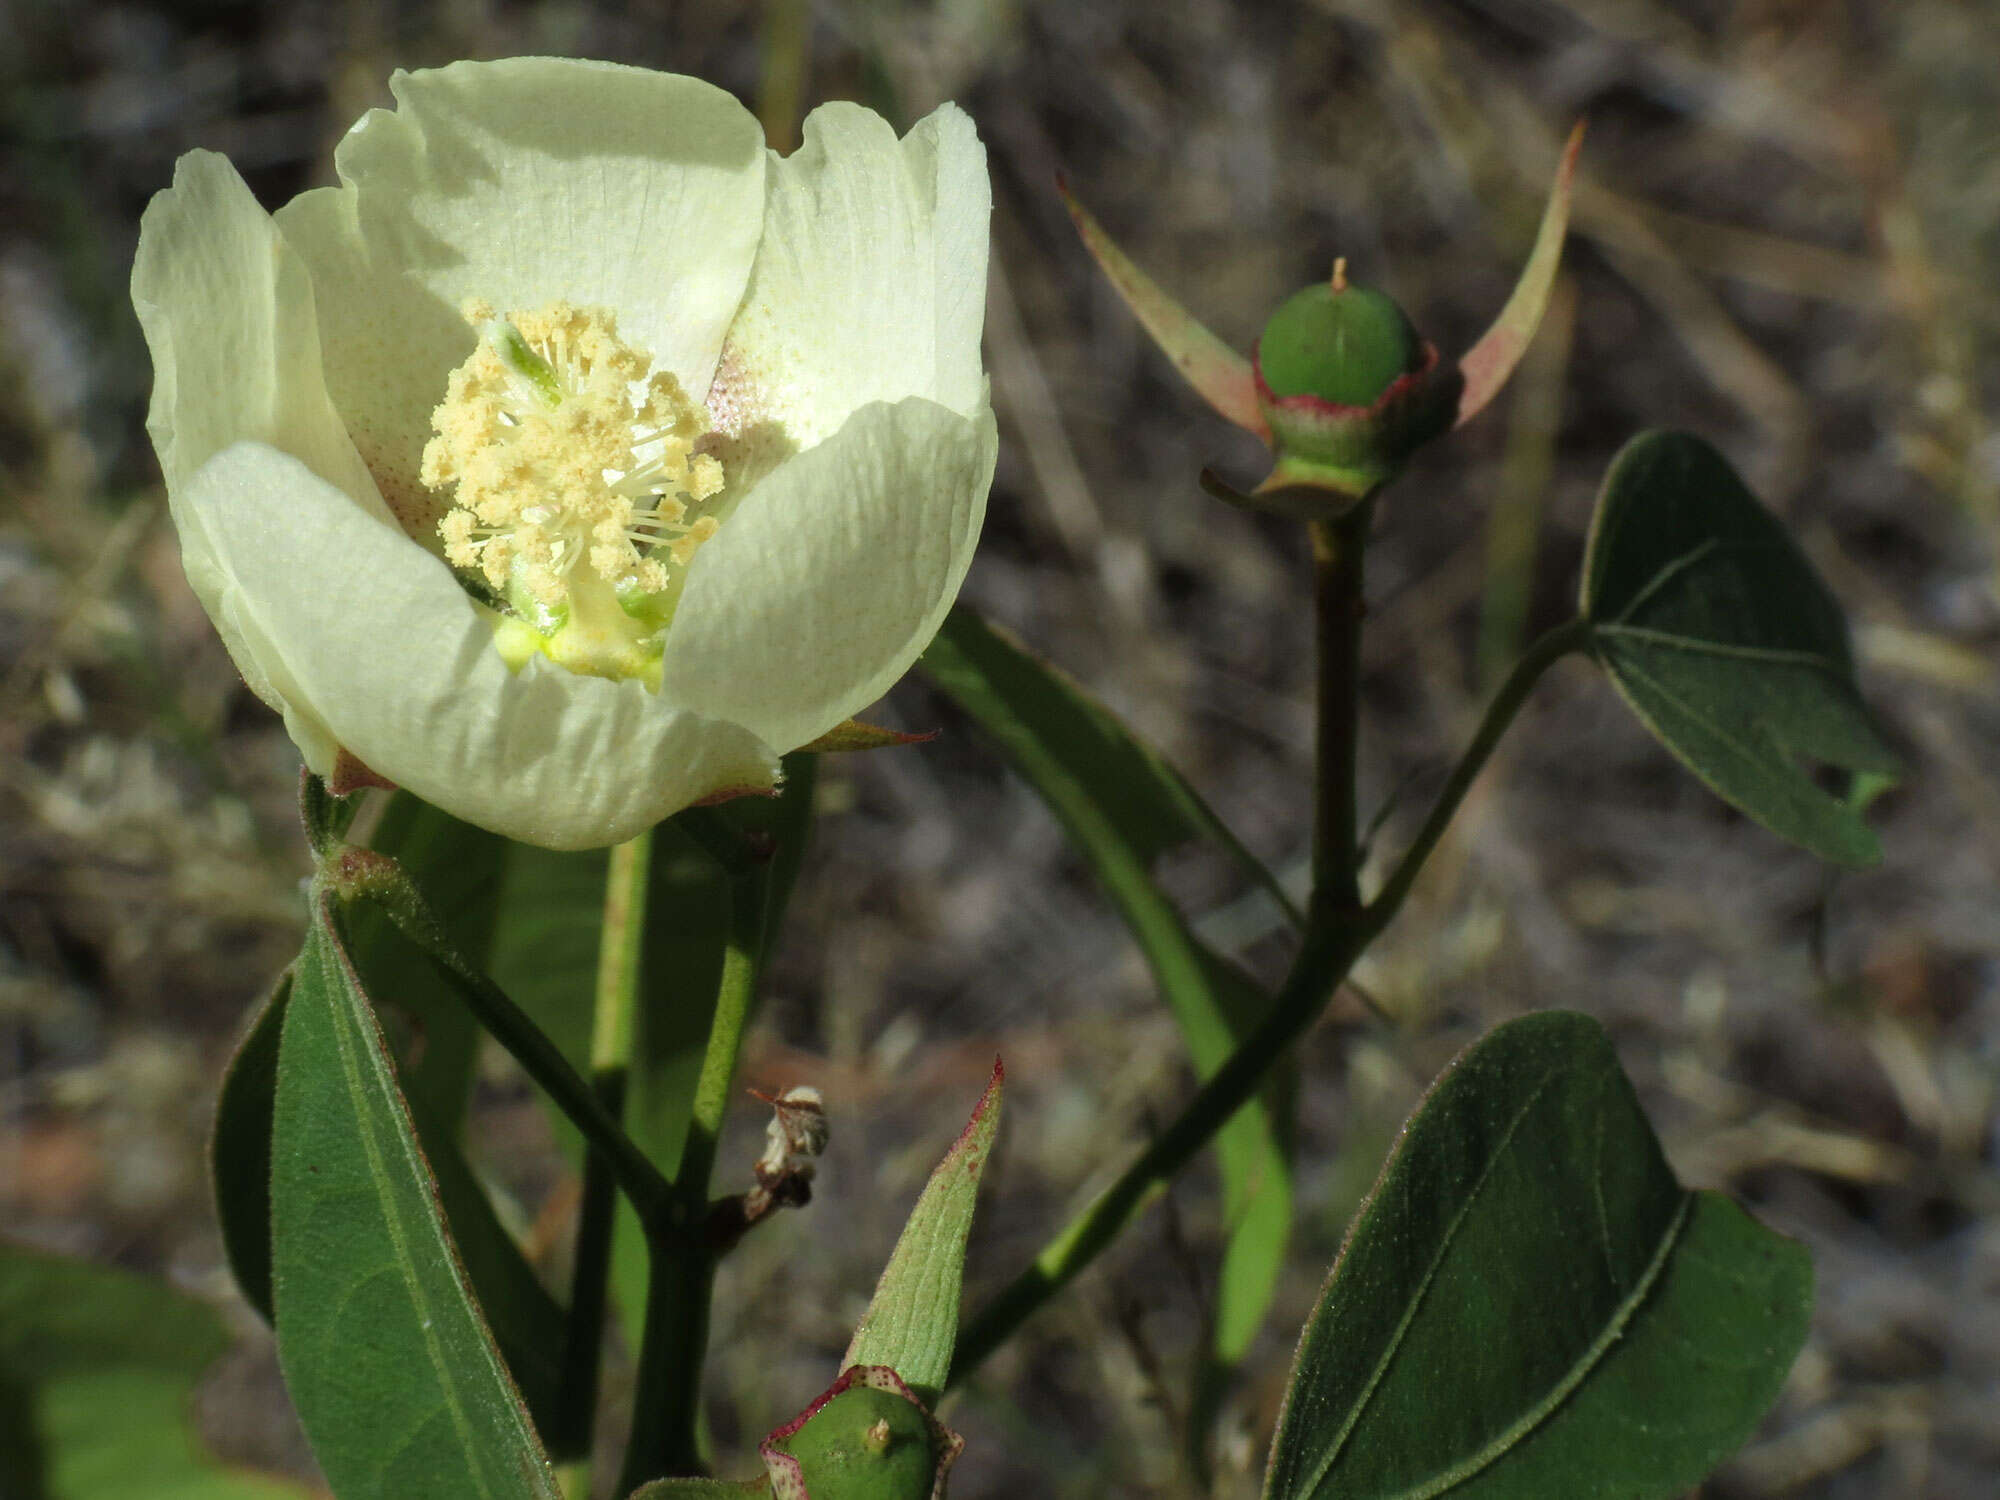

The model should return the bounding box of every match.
[1264,1010,1811,1500]
[1580,430,1898,866]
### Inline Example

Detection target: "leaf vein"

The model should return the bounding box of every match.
[1292,1071,1560,1499]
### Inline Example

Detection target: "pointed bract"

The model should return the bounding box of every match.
[842,1059,1003,1404]
[1057,176,1270,442]
[762,1366,964,1500]
[1454,121,1586,428]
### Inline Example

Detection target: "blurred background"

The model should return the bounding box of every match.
[3,0,1997,1495]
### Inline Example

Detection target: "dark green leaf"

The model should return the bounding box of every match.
[1264,1010,1811,1500]
[844,1060,1003,1406]
[211,955,574,1456]
[211,970,289,1318]
[625,1481,768,1499]
[922,605,1294,1363]
[272,893,560,1500]
[0,1242,308,1498]
[1581,431,1897,866]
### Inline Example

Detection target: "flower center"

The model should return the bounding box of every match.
[421,299,725,682]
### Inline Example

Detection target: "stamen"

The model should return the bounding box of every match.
[422,299,729,645]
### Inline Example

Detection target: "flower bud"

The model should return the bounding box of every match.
[1257,271,1424,407]
[762,1367,962,1500]
[1250,262,1463,503]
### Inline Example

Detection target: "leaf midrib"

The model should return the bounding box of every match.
[1391,1193,1694,1500]
[1288,1079,1695,1500]
[311,908,528,1500]
[1289,1072,1557,1499]
[1594,624,1845,674]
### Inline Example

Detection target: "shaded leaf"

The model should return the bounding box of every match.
[345,791,509,1131]
[1057,174,1269,441]
[923,608,1286,895]
[922,605,1294,1363]
[1455,122,1585,427]
[211,970,290,1318]
[843,1060,1003,1405]
[210,952,573,1456]
[272,892,560,1500]
[1581,431,1898,866]
[0,1242,308,1499]
[1264,1010,1811,1500]
[625,1481,769,1499]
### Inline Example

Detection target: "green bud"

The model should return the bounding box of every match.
[762,1367,963,1500]
[772,1386,935,1500]
[1256,265,1425,408]
[1243,261,1463,506]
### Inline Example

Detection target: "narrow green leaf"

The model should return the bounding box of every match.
[487,839,612,1112]
[843,1060,1004,1405]
[272,893,560,1500]
[0,1242,309,1498]
[925,606,1294,910]
[354,791,608,1148]
[1264,1010,1811,1500]
[1581,430,1898,866]
[922,605,1295,1363]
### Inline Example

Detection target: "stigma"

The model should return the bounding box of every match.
[421,299,725,680]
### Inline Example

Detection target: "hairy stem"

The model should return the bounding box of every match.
[342,851,672,1223]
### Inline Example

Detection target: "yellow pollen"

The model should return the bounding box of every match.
[423,299,725,616]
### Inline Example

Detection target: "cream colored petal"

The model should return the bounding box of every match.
[709,101,989,449]
[660,396,997,752]
[181,441,782,850]
[131,150,383,506]
[275,58,767,537]
[132,150,387,731]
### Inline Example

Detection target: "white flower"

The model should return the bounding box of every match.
[132,58,995,850]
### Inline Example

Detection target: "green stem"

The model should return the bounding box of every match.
[1309,504,1372,912]
[617,855,770,1489]
[344,855,672,1222]
[554,833,653,1457]
[947,615,1589,1386]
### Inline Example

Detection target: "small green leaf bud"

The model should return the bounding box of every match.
[762,1367,964,1500]
[775,1387,933,1500]
[1256,262,1425,408]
